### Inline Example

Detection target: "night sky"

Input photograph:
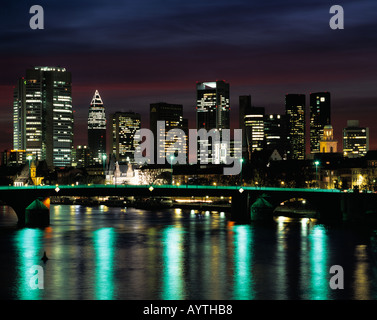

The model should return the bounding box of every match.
[1,0,377,152]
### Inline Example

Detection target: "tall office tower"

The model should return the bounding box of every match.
[88,90,107,164]
[110,111,141,163]
[285,94,306,160]
[75,145,93,168]
[264,114,287,154]
[343,120,369,158]
[310,92,331,153]
[196,81,230,163]
[244,107,265,154]
[150,102,187,162]
[13,66,73,167]
[196,80,230,130]
[239,95,252,158]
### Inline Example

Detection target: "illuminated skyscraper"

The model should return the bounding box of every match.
[285,94,306,160]
[13,66,73,167]
[343,120,369,158]
[196,80,230,130]
[310,92,331,153]
[196,81,230,163]
[88,90,107,164]
[244,107,265,153]
[150,102,187,163]
[110,111,141,163]
[264,114,287,155]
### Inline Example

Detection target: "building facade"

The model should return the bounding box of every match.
[244,107,265,154]
[285,94,306,160]
[13,66,73,167]
[319,124,338,153]
[88,90,107,164]
[343,120,369,157]
[150,102,187,163]
[310,92,331,153]
[110,111,141,163]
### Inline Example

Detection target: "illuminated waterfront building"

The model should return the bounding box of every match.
[13,66,73,167]
[88,90,107,164]
[110,111,141,163]
[285,94,306,160]
[319,125,338,153]
[310,92,331,153]
[343,120,369,158]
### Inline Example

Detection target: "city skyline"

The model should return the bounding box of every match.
[1,1,377,153]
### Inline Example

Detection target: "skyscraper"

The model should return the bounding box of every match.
[196,80,230,130]
[244,107,265,153]
[285,94,306,160]
[150,102,187,162]
[310,92,331,153]
[343,120,369,157]
[110,111,141,163]
[264,114,287,155]
[13,66,73,167]
[88,90,107,164]
[239,95,252,158]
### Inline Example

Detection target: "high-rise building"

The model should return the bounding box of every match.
[285,94,306,160]
[196,80,230,130]
[110,111,141,163]
[196,81,230,163]
[343,120,369,157]
[13,66,73,167]
[264,114,287,155]
[75,145,93,168]
[244,107,265,154]
[88,90,107,164]
[310,92,331,153]
[150,102,187,162]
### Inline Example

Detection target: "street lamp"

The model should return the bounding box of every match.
[240,158,244,186]
[27,155,33,185]
[170,155,175,185]
[315,160,320,188]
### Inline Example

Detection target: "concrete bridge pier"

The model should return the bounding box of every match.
[230,191,251,222]
[7,197,50,227]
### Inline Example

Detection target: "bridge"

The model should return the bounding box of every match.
[1,184,377,226]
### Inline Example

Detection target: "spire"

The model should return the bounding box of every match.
[90,90,104,107]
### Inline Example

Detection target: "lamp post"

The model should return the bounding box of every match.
[27,155,32,186]
[170,155,174,185]
[315,160,320,188]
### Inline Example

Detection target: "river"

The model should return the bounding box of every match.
[0,204,376,300]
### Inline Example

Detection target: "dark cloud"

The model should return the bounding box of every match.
[0,0,377,150]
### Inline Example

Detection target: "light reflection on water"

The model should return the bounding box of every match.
[0,205,377,299]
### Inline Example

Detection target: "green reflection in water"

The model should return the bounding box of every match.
[93,227,116,300]
[233,225,254,299]
[14,228,44,300]
[309,225,329,300]
[161,226,185,299]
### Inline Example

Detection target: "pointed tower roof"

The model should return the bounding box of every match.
[90,90,104,107]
